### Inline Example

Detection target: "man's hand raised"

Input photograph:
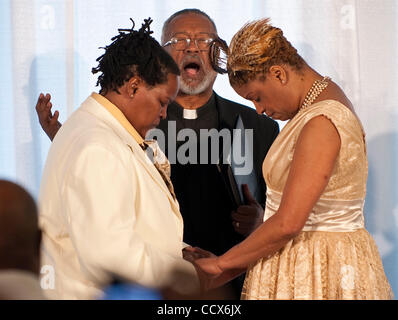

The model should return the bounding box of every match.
[35,93,62,141]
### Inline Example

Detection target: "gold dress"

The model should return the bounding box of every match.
[241,100,393,300]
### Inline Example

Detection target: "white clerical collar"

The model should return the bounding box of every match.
[183,108,198,120]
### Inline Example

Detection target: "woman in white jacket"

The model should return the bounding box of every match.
[38,18,200,299]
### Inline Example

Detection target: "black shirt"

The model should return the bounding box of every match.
[166,94,244,255]
[157,91,279,299]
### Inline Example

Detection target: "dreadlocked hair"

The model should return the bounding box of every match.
[227,18,305,87]
[92,18,180,94]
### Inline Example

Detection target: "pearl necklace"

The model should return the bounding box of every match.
[299,76,331,112]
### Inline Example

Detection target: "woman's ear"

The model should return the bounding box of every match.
[269,65,287,85]
[128,76,142,98]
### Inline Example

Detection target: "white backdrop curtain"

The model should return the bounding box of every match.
[1,0,397,297]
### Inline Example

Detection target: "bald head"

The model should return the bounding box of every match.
[0,180,41,274]
[161,8,217,44]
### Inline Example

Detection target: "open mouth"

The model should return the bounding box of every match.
[184,62,201,76]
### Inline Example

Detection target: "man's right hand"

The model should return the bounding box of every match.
[232,184,264,236]
[35,93,62,141]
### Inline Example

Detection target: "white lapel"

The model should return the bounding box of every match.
[80,97,182,216]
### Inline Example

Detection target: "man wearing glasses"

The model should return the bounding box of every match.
[159,9,279,298]
[35,8,279,299]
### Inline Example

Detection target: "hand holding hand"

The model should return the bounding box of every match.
[194,257,223,292]
[194,257,245,291]
[195,257,223,276]
[35,93,62,141]
[232,184,264,236]
[183,246,216,263]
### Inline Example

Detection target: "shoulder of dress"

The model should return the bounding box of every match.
[303,100,357,124]
[300,100,365,140]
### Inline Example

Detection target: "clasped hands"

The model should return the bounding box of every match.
[183,185,262,292]
[182,246,225,292]
[183,246,245,293]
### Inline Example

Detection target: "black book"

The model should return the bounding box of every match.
[218,115,261,208]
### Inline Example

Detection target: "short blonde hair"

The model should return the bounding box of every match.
[227,18,304,86]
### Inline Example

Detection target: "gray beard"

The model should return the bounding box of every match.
[179,72,217,95]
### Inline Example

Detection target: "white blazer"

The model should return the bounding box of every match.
[38,95,198,299]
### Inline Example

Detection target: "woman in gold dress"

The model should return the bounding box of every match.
[193,18,393,299]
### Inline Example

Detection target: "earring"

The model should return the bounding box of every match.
[130,85,137,98]
[131,84,138,98]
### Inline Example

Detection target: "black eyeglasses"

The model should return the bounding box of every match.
[163,36,214,51]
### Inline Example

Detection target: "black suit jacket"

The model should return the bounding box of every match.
[157,91,279,298]
[157,91,279,247]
